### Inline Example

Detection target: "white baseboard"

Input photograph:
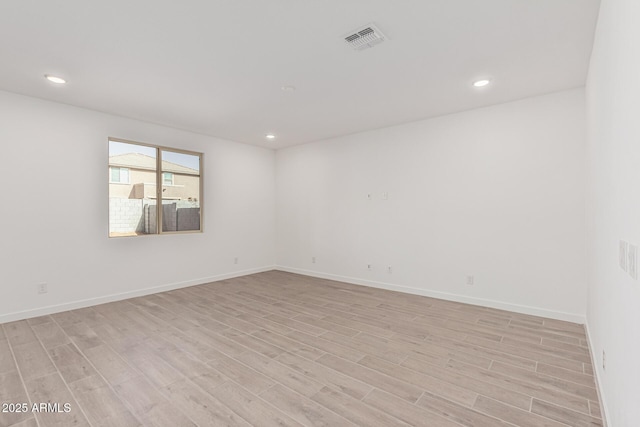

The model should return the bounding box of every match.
[584,321,610,427]
[275,265,586,324]
[0,265,276,324]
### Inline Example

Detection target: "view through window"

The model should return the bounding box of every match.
[108,139,202,237]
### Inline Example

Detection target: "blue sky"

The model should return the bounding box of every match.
[109,140,200,171]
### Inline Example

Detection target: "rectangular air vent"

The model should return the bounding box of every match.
[343,24,387,51]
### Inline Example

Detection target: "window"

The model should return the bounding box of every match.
[109,167,129,184]
[162,172,174,185]
[108,138,203,237]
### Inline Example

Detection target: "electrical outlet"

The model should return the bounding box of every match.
[382,192,389,200]
[367,264,372,271]
[466,275,474,286]
[602,350,606,371]
[312,256,316,264]
[37,283,48,294]
[387,266,392,274]
[628,244,638,280]
[234,257,238,265]
[620,240,629,272]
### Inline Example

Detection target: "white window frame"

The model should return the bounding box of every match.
[162,172,174,186]
[109,167,130,184]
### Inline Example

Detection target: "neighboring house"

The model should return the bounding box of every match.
[108,153,200,201]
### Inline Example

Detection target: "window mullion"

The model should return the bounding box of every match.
[157,147,162,234]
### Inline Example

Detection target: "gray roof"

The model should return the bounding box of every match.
[109,153,199,175]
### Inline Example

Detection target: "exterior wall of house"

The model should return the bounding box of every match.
[108,169,156,198]
[170,173,200,200]
[109,168,199,200]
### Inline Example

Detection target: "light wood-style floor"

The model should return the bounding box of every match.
[1,271,603,427]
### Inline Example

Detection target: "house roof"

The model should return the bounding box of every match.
[108,153,199,175]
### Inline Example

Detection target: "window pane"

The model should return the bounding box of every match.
[110,167,120,183]
[163,172,173,185]
[161,150,201,232]
[109,140,158,237]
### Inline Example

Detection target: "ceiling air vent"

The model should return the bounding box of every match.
[343,24,387,51]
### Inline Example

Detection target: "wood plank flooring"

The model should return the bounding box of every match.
[0,271,603,426]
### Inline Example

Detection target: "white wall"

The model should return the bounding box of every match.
[276,89,587,322]
[586,0,640,424]
[0,90,276,322]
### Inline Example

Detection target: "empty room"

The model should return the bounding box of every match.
[0,0,637,426]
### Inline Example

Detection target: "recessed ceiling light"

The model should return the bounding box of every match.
[265,134,276,140]
[281,86,296,92]
[473,79,491,88]
[45,75,66,84]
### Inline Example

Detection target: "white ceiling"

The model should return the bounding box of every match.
[0,0,600,149]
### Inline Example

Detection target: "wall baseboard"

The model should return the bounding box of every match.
[584,321,610,427]
[0,265,276,324]
[275,265,586,324]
